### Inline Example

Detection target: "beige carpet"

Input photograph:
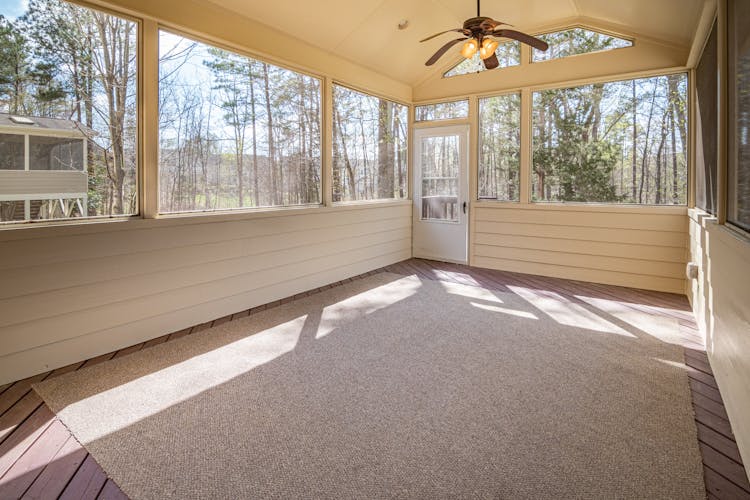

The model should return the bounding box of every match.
[35,272,705,499]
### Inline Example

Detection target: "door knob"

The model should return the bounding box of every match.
[462,201,467,214]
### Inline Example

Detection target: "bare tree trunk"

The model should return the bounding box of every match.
[262,64,278,205]
[377,99,395,199]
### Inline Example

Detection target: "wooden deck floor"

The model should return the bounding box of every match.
[0,258,747,499]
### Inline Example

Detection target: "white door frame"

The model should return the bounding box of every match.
[412,124,470,264]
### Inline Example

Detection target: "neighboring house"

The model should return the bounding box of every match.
[0,113,92,221]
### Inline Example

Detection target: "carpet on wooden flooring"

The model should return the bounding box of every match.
[34,272,705,499]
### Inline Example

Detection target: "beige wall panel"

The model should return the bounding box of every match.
[0,236,411,358]
[0,171,87,196]
[475,206,688,232]
[0,247,410,384]
[0,227,411,333]
[474,245,684,279]
[0,204,409,269]
[475,255,686,294]
[474,220,688,247]
[471,205,688,293]
[0,216,410,299]
[474,233,687,263]
[687,211,750,476]
[0,204,412,384]
[413,41,688,101]
[91,0,411,101]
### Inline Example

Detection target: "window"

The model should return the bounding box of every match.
[0,1,138,223]
[415,100,469,121]
[29,136,84,171]
[158,31,322,213]
[532,28,632,62]
[532,74,688,204]
[331,85,407,202]
[695,21,718,215]
[478,93,521,201]
[727,0,750,232]
[0,134,24,170]
[444,41,520,77]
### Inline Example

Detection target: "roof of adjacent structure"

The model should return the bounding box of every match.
[0,113,93,136]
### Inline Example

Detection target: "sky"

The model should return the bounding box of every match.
[0,0,27,19]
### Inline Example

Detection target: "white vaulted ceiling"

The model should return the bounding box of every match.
[204,0,707,85]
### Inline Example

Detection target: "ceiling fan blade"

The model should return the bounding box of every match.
[419,28,468,43]
[493,29,549,51]
[479,18,513,31]
[425,38,466,66]
[483,52,500,70]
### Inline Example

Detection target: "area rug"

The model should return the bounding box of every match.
[34,272,705,499]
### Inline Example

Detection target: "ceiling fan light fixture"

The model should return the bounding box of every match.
[460,38,479,59]
[479,38,499,59]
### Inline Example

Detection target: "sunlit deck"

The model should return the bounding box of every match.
[0,259,747,499]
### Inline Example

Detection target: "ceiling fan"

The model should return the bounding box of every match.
[421,0,549,70]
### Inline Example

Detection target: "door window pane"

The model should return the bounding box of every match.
[420,135,459,221]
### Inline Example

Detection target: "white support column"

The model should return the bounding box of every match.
[24,199,30,220]
[24,134,29,171]
[140,18,160,219]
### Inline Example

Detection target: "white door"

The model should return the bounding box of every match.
[413,125,469,263]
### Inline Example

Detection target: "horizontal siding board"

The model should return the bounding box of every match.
[0,237,411,357]
[474,220,687,248]
[0,247,410,384]
[473,255,685,294]
[0,170,87,196]
[0,203,410,270]
[474,207,688,232]
[473,233,687,263]
[0,226,410,328]
[0,216,411,299]
[473,245,685,279]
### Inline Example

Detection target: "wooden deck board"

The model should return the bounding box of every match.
[0,258,746,499]
[58,454,108,500]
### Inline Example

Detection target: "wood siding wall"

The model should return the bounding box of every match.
[0,203,412,384]
[471,203,688,294]
[0,171,87,196]
[688,209,750,477]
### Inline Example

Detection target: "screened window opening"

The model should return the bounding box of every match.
[532,74,688,204]
[0,133,24,170]
[415,100,469,121]
[332,85,407,202]
[0,1,138,223]
[478,93,521,201]
[727,0,750,232]
[695,20,718,215]
[444,41,520,77]
[158,31,322,214]
[532,28,632,62]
